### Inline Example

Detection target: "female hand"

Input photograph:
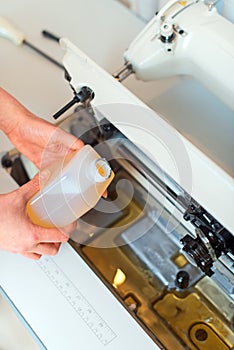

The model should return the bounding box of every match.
[0,88,84,168]
[0,88,82,259]
[0,171,76,260]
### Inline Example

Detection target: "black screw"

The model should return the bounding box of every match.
[1,154,12,168]
[195,328,208,342]
[102,124,112,132]
[176,270,190,289]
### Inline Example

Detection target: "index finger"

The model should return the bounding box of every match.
[48,126,84,152]
[35,226,69,243]
[35,221,77,243]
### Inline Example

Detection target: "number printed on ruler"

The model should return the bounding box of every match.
[37,257,117,346]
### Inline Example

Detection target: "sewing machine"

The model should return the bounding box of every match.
[0,0,233,349]
[123,0,234,111]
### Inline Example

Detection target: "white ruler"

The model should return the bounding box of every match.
[37,257,117,346]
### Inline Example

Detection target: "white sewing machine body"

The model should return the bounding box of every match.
[61,36,234,233]
[125,0,234,111]
[0,1,233,349]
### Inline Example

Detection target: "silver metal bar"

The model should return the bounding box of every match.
[113,62,133,82]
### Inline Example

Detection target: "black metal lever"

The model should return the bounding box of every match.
[53,86,95,120]
[42,30,61,43]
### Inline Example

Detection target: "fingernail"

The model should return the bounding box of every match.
[102,191,108,199]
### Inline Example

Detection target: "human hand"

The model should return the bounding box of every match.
[0,170,75,259]
[0,88,83,168]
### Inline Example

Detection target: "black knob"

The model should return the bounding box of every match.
[176,270,190,289]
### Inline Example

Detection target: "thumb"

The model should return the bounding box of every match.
[20,169,51,201]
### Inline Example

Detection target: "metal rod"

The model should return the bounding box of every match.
[53,87,95,120]
[23,39,64,70]
[53,97,78,120]
[42,30,61,43]
[113,63,133,82]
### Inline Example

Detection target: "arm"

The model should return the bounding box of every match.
[0,88,83,259]
[0,88,83,168]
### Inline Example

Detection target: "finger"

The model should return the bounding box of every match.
[21,252,42,260]
[102,190,108,198]
[48,127,84,151]
[35,226,70,243]
[40,138,84,169]
[32,242,61,256]
[59,221,77,236]
[20,169,51,202]
[69,138,84,151]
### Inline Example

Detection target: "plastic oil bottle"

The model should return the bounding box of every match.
[27,145,114,228]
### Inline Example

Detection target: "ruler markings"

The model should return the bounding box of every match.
[37,257,117,346]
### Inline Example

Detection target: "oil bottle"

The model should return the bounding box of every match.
[27,145,114,228]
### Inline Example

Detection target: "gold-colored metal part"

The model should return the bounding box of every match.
[195,277,234,328]
[77,188,234,350]
[153,293,234,349]
[172,253,188,268]
[7,148,20,158]
[190,323,230,350]
[71,168,234,350]
[124,295,139,313]
[179,1,187,6]
[82,243,185,350]
[80,197,185,349]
